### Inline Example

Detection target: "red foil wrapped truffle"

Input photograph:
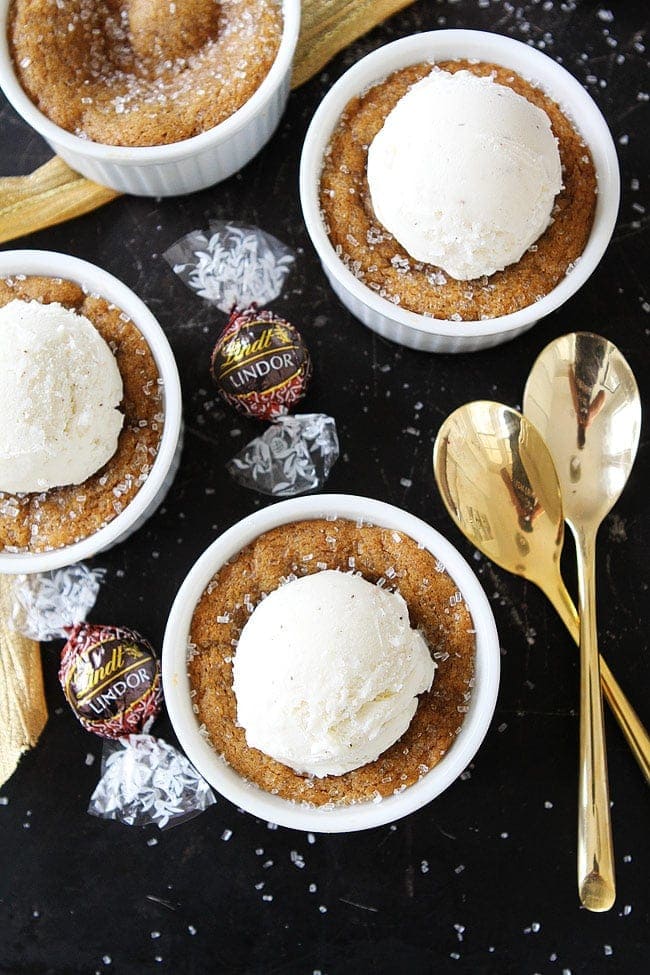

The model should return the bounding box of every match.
[59,623,162,739]
[211,306,312,421]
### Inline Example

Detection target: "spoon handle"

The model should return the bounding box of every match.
[599,657,650,785]
[574,528,616,912]
[546,577,650,785]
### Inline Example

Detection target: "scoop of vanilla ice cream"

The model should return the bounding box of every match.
[233,569,436,777]
[0,299,124,494]
[367,69,563,280]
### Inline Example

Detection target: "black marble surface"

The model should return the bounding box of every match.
[1,2,648,973]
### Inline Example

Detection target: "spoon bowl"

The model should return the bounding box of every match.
[523,333,641,526]
[434,401,566,593]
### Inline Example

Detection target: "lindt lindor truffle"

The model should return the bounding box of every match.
[57,622,215,828]
[59,623,162,739]
[211,307,312,421]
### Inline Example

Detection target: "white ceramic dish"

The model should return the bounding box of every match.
[0,0,300,196]
[162,494,500,833]
[0,250,183,574]
[299,29,620,353]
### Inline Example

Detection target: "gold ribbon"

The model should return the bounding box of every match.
[0,575,48,788]
[0,0,413,244]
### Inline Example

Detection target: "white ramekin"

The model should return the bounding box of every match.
[162,494,500,833]
[0,0,300,196]
[0,250,183,574]
[300,29,620,354]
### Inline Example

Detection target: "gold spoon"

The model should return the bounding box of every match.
[433,401,650,789]
[523,333,641,913]
[434,399,647,911]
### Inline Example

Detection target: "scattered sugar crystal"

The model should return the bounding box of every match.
[390,255,410,274]
[426,270,447,286]
[290,850,305,868]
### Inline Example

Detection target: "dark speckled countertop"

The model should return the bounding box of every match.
[0,2,648,973]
